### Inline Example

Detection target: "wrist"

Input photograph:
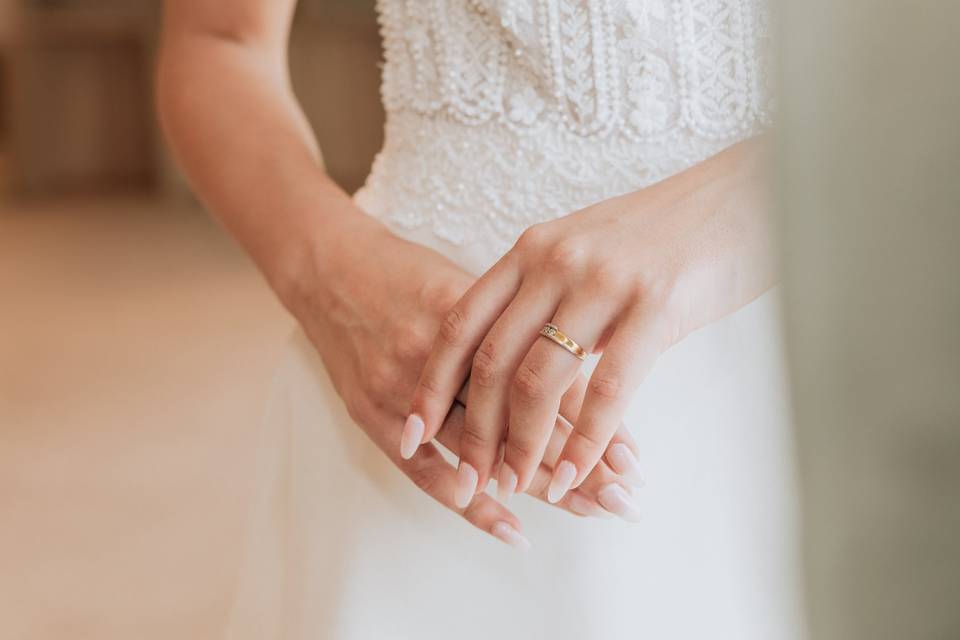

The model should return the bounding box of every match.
[269,206,394,319]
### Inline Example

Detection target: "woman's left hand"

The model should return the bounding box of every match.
[404,138,777,506]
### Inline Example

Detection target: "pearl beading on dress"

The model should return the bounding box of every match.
[357,0,774,253]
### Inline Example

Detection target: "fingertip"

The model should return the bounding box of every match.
[607,442,645,486]
[513,467,537,497]
[490,521,532,551]
[561,430,612,489]
[597,483,643,523]
[400,414,425,460]
[454,461,479,509]
[567,491,613,519]
[547,460,577,503]
[497,463,518,503]
[614,422,641,454]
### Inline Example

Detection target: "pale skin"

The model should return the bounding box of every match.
[156,0,645,549]
[157,1,775,547]
[407,138,777,507]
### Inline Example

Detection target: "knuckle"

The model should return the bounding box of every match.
[632,269,674,310]
[408,463,443,495]
[438,306,468,347]
[420,277,468,314]
[366,362,399,398]
[589,373,623,400]
[471,342,501,389]
[511,363,548,404]
[393,326,432,362]
[515,223,550,252]
[460,419,493,452]
[505,436,537,462]
[586,260,630,294]
[545,238,588,272]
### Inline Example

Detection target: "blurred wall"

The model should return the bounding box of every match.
[0,0,16,43]
[290,0,383,194]
[0,0,383,197]
[777,2,960,639]
[8,3,157,193]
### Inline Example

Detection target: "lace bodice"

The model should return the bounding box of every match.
[355,0,773,253]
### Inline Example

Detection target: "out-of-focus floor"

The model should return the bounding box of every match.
[0,197,293,639]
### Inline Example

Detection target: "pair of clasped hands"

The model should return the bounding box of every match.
[298,141,771,549]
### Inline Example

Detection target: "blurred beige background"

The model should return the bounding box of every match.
[0,1,381,637]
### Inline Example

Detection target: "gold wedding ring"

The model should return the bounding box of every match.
[539,323,587,361]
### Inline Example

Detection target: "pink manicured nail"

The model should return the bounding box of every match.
[607,443,645,486]
[491,521,531,550]
[567,492,612,518]
[547,460,577,504]
[597,483,642,522]
[400,414,424,460]
[497,464,518,503]
[454,462,479,509]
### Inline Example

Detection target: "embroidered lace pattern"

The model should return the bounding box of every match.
[355,0,774,253]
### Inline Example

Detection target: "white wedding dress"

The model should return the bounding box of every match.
[226,1,801,638]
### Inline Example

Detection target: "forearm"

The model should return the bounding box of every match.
[156,25,384,309]
[619,135,776,334]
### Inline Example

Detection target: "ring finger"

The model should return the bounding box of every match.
[504,295,615,495]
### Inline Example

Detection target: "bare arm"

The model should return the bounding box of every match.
[156,0,381,308]
[155,0,637,542]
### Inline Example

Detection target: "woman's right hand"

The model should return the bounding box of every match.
[281,217,641,545]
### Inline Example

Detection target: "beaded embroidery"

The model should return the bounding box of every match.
[356,0,773,253]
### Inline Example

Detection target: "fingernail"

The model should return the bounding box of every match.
[607,443,645,487]
[547,460,577,504]
[597,483,642,522]
[567,491,613,518]
[454,462,478,509]
[491,521,531,550]
[400,414,424,460]
[497,464,518,503]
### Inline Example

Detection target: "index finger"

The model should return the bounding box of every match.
[400,254,521,459]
